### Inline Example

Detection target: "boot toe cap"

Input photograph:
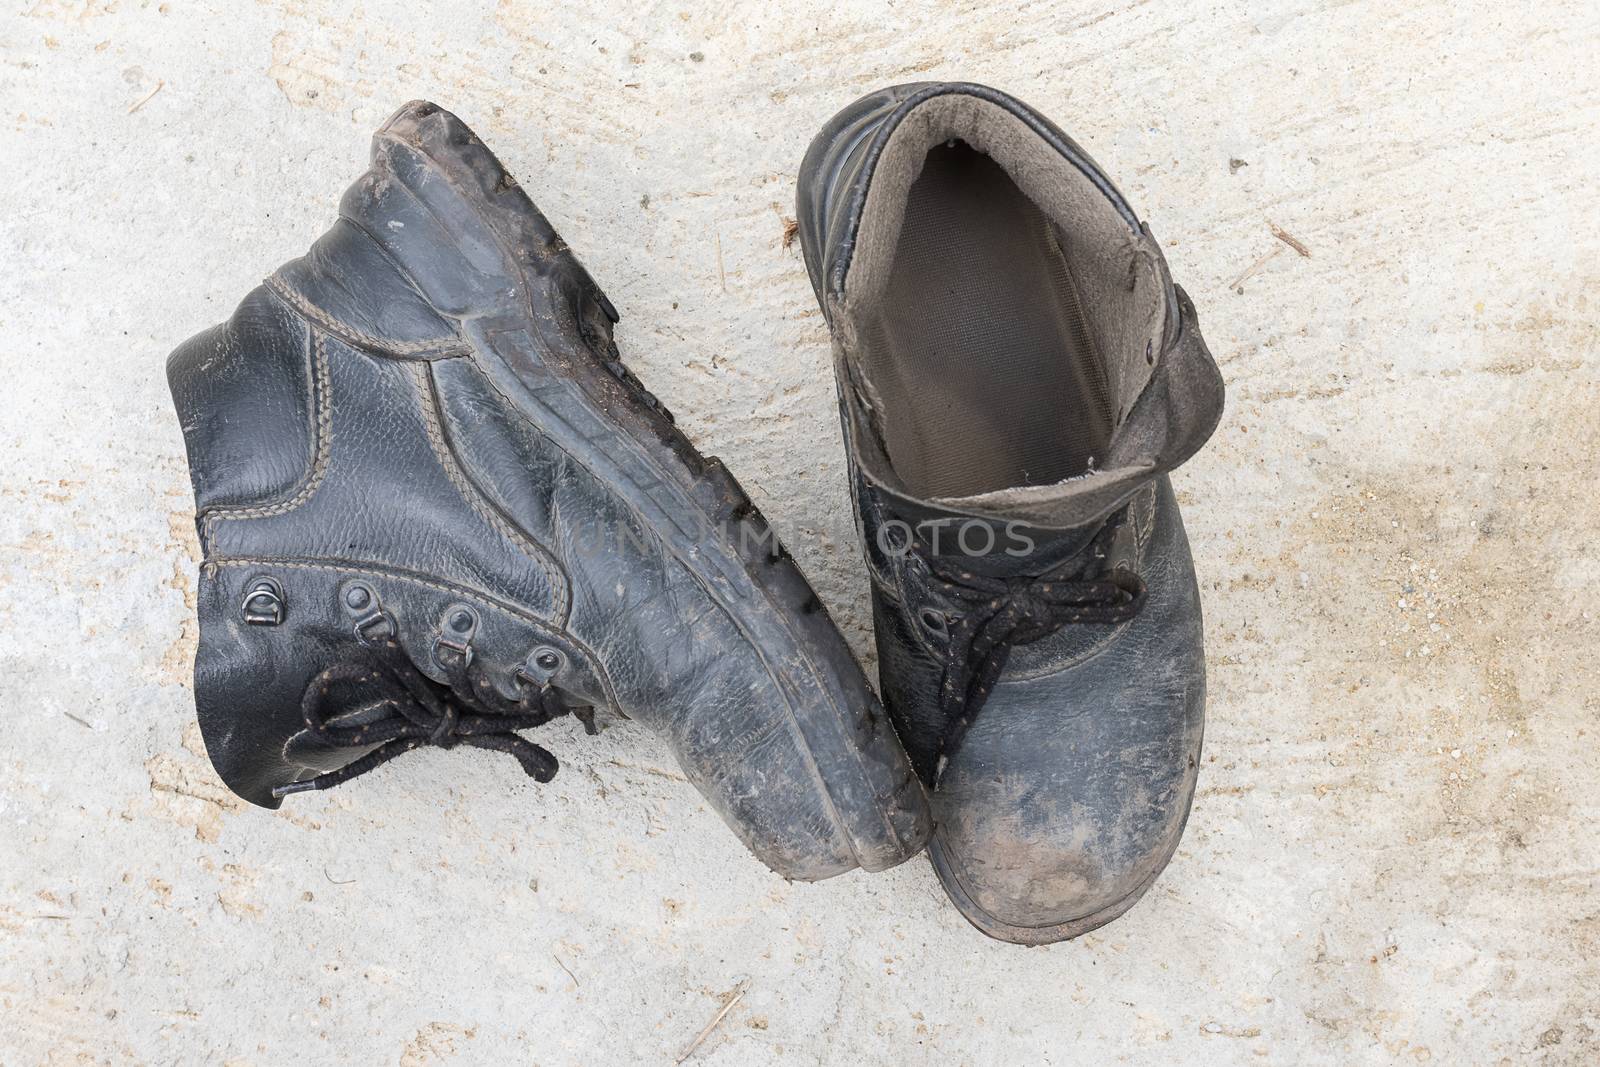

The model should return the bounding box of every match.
[926,681,1203,943]
[927,775,1192,945]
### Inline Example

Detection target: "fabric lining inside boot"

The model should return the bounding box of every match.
[858,141,1113,499]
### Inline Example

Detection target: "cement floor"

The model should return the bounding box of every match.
[3,2,1597,1063]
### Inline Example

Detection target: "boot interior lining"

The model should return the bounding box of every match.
[856,141,1113,500]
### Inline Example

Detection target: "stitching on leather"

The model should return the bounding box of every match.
[265,275,471,359]
[409,361,570,620]
[199,327,332,547]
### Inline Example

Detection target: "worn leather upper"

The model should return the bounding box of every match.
[169,101,930,881]
[797,83,1224,937]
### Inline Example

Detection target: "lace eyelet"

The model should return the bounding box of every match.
[880,522,910,554]
[241,576,285,626]
[517,646,566,687]
[340,580,394,642]
[919,607,949,635]
[434,604,479,667]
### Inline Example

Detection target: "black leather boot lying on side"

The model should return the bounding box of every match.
[167,101,930,881]
[797,83,1224,939]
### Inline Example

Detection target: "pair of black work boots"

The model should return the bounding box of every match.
[168,83,1223,945]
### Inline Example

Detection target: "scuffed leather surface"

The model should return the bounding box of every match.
[429,355,866,874]
[202,328,566,620]
[166,100,930,880]
[271,219,463,357]
[876,478,1205,928]
[797,82,1221,928]
[168,289,314,512]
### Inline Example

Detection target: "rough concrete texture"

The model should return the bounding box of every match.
[3,1,1598,1063]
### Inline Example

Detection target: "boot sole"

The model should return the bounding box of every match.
[375,101,931,878]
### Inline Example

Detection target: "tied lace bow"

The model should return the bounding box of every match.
[273,616,572,798]
[923,535,1146,771]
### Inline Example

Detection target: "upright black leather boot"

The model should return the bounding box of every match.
[796,83,1224,937]
[168,101,930,881]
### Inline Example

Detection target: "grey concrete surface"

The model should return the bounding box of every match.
[3,1,1598,1064]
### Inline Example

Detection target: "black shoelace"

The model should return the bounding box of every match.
[272,617,575,798]
[923,532,1147,771]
